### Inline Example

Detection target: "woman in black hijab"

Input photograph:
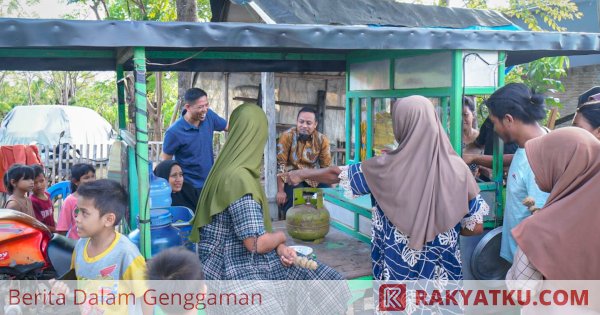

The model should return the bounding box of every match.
[154,160,199,211]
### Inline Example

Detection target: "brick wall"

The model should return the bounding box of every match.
[551,64,600,125]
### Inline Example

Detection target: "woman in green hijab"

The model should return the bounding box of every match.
[190,104,346,286]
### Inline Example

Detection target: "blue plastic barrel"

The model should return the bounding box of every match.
[149,162,172,209]
[128,209,182,257]
[168,206,196,252]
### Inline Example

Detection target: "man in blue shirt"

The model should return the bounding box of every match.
[485,83,550,264]
[161,88,227,192]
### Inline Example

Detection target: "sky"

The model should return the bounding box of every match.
[3,0,510,20]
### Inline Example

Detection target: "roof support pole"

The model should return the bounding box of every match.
[116,64,140,231]
[116,64,127,131]
[133,47,151,259]
[261,72,278,222]
[492,51,507,223]
[365,97,373,159]
[450,51,464,154]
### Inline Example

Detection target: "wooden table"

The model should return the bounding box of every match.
[272,220,372,279]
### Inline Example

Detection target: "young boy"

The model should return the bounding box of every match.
[71,179,150,314]
[146,247,206,315]
[30,164,56,231]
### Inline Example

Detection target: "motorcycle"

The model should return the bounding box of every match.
[0,210,75,315]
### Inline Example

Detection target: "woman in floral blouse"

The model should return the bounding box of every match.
[281,96,489,281]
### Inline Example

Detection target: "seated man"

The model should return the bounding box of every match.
[276,107,331,215]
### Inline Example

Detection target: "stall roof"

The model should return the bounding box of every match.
[1,18,600,71]
[212,0,514,29]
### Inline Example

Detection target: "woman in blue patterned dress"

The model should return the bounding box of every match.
[189,104,349,314]
[281,96,488,281]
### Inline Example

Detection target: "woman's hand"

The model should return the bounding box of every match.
[278,170,304,186]
[276,244,297,267]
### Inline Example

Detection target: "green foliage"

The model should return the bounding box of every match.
[502,0,582,32]
[72,77,119,127]
[463,0,580,112]
[0,0,211,132]
[505,56,570,108]
[463,0,488,9]
[65,0,211,21]
[0,0,40,17]
[0,72,121,127]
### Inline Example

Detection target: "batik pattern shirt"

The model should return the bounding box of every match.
[277,128,331,187]
[339,163,489,281]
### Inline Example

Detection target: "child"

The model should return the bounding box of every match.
[30,164,56,231]
[3,164,35,218]
[70,179,150,314]
[146,247,206,315]
[56,163,95,239]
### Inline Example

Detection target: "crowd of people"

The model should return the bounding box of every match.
[4,83,600,313]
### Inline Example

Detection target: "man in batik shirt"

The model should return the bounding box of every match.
[277,107,332,214]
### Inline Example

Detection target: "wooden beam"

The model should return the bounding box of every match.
[555,112,576,126]
[546,107,559,130]
[116,47,134,66]
[275,73,345,80]
[316,90,326,133]
[261,73,278,222]
[233,96,345,110]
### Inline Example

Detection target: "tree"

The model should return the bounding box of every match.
[459,0,580,113]
[174,0,198,127]
[0,0,40,17]
[65,0,212,132]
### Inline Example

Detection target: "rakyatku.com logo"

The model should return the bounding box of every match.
[378,284,589,311]
[379,284,407,311]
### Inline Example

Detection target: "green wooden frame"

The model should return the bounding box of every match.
[339,49,507,237]
[3,43,508,253]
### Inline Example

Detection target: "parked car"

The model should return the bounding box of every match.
[0,105,115,178]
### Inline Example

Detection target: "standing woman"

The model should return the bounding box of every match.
[508,127,600,280]
[282,96,488,281]
[190,104,349,313]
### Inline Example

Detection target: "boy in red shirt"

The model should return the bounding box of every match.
[30,164,56,231]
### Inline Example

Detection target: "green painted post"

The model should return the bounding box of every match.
[345,63,351,164]
[450,51,464,154]
[116,65,126,131]
[128,146,139,230]
[354,97,361,162]
[366,97,373,159]
[493,51,507,223]
[133,47,151,259]
[117,63,135,230]
[389,58,395,90]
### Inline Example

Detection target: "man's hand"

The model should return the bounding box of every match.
[278,170,304,186]
[276,191,287,205]
[276,244,297,267]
